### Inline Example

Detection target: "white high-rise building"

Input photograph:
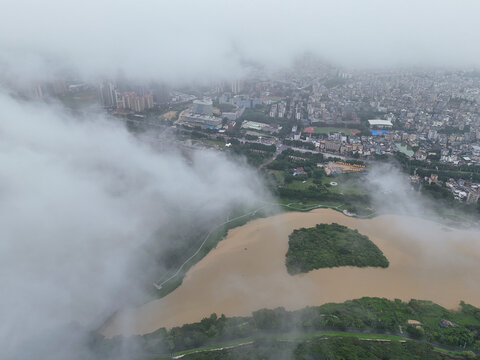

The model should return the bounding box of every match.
[231,80,242,94]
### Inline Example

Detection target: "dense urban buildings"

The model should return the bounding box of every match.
[13,64,480,205]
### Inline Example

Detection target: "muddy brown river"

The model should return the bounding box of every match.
[101,209,480,337]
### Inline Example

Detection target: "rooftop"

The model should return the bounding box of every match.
[368,119,393,127]
[193,99,213,106]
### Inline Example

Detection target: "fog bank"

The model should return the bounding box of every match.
[1,0,480,84]
[0,92,267,359]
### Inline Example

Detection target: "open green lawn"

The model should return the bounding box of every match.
[321,175,367,195]
[282,173,367,197]
[313,127,359,136]
[267,96,283,102]
[58,91,98,109]
[198,138,227,148]
[285,177,315,190]
[277,175,374,217]
[276,197,345,211]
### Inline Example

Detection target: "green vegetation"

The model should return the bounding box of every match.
[227,139,276,167]
[392,153,480,223]
[239,107,269,123]
[91,297,480,359]
[267,150,472,224]
[311,127,359,136]
[324,77,347,88]
[395,152,480,182]
[180,337,450,359]
[57,88,98,110]
[283,139,316,150]
[438,125,470,135]
[285,223,389,274]
[266,149,372,216]
[215,103,236,113]
[422,183,455,201]
[293,337,446,360]
[267,149,324,172]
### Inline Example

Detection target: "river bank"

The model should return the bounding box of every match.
[101,209,480,337]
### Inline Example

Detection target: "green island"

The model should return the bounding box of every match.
[286,223,389,275]
[92,297,480,359]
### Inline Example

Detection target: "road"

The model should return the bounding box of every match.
[259,142,283,168]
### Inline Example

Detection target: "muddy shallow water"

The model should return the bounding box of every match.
[101,209,480,337]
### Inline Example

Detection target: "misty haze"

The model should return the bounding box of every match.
[1,1,480,359]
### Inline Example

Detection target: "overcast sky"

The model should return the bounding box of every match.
[1,0,480,84]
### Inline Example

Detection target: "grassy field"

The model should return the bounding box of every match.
[277,197,346,211]
[267,96,283,102]
[313,127,360,136]
[274,171,372,215]
[282,172,368,197]
[322,174,368,195]
[285,177,315,190]
[58,90,98,109]
[196,138,227,148]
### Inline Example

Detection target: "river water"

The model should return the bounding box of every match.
[101,209,480,337]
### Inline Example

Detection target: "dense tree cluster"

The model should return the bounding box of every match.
[395,152,480,182]
[422,183,455,201]
[182,338,447,360]
[437,125,470,135]
[285,223,389,274]
[214,103,236,113]
[228,141,276,167]
[267,149,324,172]
[293,337,445,360]
[283,139,316,150]
[91,297,480,358]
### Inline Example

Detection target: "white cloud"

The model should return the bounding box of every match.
[0,92,267,358]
